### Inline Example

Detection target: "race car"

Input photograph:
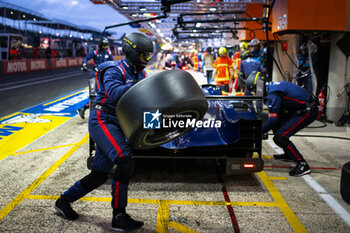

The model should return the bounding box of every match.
[88,70,263,175]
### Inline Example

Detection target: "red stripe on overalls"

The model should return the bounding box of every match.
[282,112,310,136]
[287,145,301,161]
[120,63,126,79]
[283,96,306,104]
[100,91,107,105]
[96,110,123,158]
[95,72,100,90]
[114,181,120,208]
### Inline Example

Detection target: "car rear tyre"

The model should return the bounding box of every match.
[117,70,208,149]
[341,162,350,204]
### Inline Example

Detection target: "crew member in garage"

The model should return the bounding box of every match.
[55,32,153,231]
[238,50,265,93]
[245,74,318,176]
[78,37,114,119]
[250,38,263,62]
[212,47,234,95]
[232,42,248,93]
[296,43,311,91]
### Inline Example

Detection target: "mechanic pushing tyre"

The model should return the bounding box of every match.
[117,69,208,149]
[341,161,350,204]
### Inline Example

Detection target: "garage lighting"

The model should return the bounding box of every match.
[69,34,72,37]
[140,7,147,11]
[90,37,93,40]
[23,15,26,18]
[10,11,13,14]
[122,6,128,10]
[209,7,216,12]
[39,31,42,34]
[193,29,197,32]
[156,29,161,33]
[56,33,59,36]
[33,18,36,21]
[195,23,201,27]
[81,36,84,39]
[131,13,138,17]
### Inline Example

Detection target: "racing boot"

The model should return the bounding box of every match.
[273,153,293,162]
[112,210,144,232]
[54,195,79,220]
[77,105,88,119]
[289,161,311,177]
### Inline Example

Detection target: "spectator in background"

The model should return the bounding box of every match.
[202,47,214,84]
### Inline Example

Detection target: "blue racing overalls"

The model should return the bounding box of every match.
[63,59,147,210]
[263,81,318,162]
[83,49,114,95]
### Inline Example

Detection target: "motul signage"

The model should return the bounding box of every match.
[6,61,27,73]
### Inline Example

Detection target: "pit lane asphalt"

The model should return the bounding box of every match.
[0,69,349,232]
[0,67,87,118]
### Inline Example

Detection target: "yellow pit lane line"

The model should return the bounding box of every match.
[0,135,89,221]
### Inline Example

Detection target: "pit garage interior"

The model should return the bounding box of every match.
[0,0,350,232]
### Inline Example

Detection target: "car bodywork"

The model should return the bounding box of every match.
[132,85,264,174]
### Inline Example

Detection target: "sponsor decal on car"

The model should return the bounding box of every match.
[143,109,221,129]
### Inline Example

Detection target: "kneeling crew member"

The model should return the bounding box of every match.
[246,75,318,176]
[55,32,153,231]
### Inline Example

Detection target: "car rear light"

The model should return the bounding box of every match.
[243,164,255,168]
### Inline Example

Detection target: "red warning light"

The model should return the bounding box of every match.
[243,164,255,168]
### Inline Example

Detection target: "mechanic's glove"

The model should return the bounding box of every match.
[81,63,88,72]
[93,66,98,72]
[262,132,268,140]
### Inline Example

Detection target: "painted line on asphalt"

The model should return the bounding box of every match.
[266,140,350,228]
[8,143,82,156]
[0,71,79,88]
[169,221,199,233]
[258,171,307,232]
[43,88,88,106]
[26,195,280,207]
[0,135,88,221]
[0,72,82,91]
[303,175,350,227]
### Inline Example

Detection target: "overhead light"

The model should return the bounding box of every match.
[193,29,197,32]
[33,18,36,21]
[69,34,72,37]
[90,37,93,40]
[39,31,42,34]
[122,6,128,10]
[209,7,216,12]
[56,33,59,36]
[131,13,138,17]
[195,23,201,27]
[10,11,13,14]
[140,7,147,11]
[156,29,161,33]
[81,36,84,39]
[23,15,26,18]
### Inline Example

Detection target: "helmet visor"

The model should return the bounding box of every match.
[140,51,153,62]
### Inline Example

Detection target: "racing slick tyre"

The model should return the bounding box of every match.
[117,70,208,149]
[341,162,350,204]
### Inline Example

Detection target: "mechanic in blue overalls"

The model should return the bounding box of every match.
[55,32,153,231]
[78,37,114,119]
[238,50,265,93]
[250,39,263,62]
[245,74,318,176]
